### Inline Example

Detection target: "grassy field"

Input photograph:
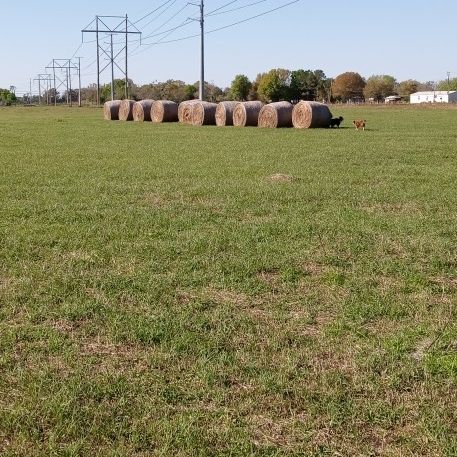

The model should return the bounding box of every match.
[0,104,456,456]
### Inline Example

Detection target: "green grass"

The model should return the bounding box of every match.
[0,104,456,456]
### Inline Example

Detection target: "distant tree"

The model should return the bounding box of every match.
[61,89,79,103]
[136,83,160,100]
[230,74,252,101]
[184,84,197,100]
[396,79,420,97]
[0,88,16,105]
[331,72,366,101]
[100,79,136,103]
[257,68,290,102]
[436,77,457,91]
[289,69,328,101]
[419,81,436,91]
[247,86,258,101]
[186,81,223,102]
[80,84,97,105]
[159,80,189,102]
[313,69,330,101]
[363,75,397,101]
[290,69,316,101]
[204,82,224,102]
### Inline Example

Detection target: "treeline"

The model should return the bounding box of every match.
[16,69,457,105]
[96,69,332,104]
[331,72,457,102]
[90,70,457,104]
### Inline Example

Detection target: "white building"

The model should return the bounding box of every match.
[410,91,457,104]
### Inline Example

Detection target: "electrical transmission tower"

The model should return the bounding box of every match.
[82,15,141,106]
[45,59,79,106]
[34,74,52,105]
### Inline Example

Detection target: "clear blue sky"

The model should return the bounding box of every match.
[2,0,456,95]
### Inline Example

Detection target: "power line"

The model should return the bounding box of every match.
[206,0,240,16]
[133,0,175,24]
[113,1,190,46]
[71,42,84,59]
[206,0,301,35]
[206,0,269,17]
[135,0,301,50]
[145,2,189,37]
[141,18,195,42]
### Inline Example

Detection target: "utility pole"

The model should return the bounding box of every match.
[75,57,82,107]
[53,59,57,106]
[82,15,141,106]
[29,78,32,105]
[96,16,100,106]
[68,59,73,107]
[125,14,128,99]
[189,1,205,100]
[447,72,451,93]
[65,67,69,104]
[200,0,204,101]
[37,77,42,105]
[110,34,115,101]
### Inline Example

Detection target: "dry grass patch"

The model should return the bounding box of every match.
[302,261,329,277]
[203,287,251,306]
[63,250,95,262]
[266,173,296,183]
[361,201,424,216]
[429,276,457,291]
[411,338,435,362]
[249,413,306,450]
[143,191,223,212]
[85,287,111,305]
[256,269,282,289]
[0,276,15,297]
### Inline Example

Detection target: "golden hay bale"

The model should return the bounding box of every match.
[103,100,122,120]
[152,100,179,123]
[215,101,238,126]
[292,101,332,129]
[233,101,264,127]
[192,101,218,126]
[258,101,293,128]
[133,100,154,122]
[178,100,200,124]
[118,99,135,121]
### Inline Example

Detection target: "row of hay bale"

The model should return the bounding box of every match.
[104,99,179,123]
[104,99,332,129]
[178,100,333,128]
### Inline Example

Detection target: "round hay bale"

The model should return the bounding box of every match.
[258,101,293,128]
[292,101,332,129]
[192,101,218,126]
[133,100,154,122]
[118,99,135,121]
[103,100,122,120]
[215,101,238,126]
[152,100,179,123]
[233,101,264,127]
[178,100,199,124]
